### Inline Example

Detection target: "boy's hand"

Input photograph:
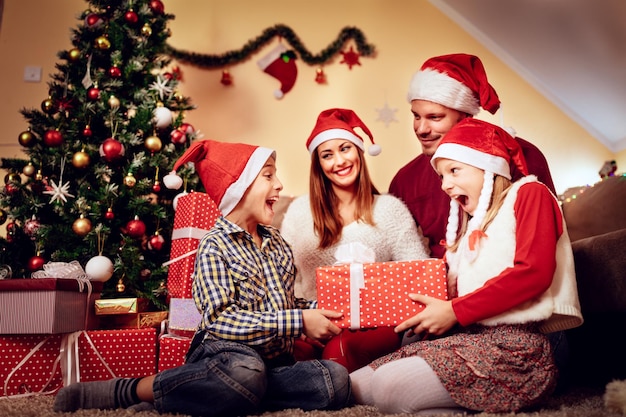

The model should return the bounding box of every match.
[301,309,342,343]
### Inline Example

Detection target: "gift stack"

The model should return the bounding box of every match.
[0,263,158,398]
[158,192,220,371]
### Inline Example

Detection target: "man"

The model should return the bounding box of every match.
[389,53,555,259]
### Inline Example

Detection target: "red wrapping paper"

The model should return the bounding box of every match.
[0,278,102,334]
[157,334,192,372]
[77,328,157,381]
[0,334,63,397]
[316,259,448,329]
[166,192,220,298]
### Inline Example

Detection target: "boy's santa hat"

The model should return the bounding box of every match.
[306,108,381,156]
[164,139,275,216]
[407,53,501,116]
[257,43,298,99]
[431,118,528,255]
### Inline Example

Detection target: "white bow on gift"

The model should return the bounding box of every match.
[333,242,375,330]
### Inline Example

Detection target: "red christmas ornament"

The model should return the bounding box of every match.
[152,180,161,193]
[148,233,165,251]
[6,221,16,242]
[315,68,327,84]
[85,13,104,29]
[169,128,185,145]
[99,138,125,163]
[126,216,146,239]
[4,183,18,196]
[108,65,122,78]
[149,0,164,14]
[24,217,41,237]
[124,9,139,25]
[105,207,115,220]
[82,125,93,137]
[87,87,101,101]
[28,255,46,272]
[340,46,362,70]
[43,129,63,147]
[220,69,233,86]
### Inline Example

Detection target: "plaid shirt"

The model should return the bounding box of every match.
[192,217,312,360]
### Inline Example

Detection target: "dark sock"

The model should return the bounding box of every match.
[53,377,141,412]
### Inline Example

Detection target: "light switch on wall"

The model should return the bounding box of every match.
[23,66,42,83]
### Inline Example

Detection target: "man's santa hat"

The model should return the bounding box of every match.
[306,108,381,156]
[164,139,275,216]
[257,43,298,99]
[431,118,528,254]
[407,53,501,116]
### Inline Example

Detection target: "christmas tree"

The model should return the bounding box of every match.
[0,0,200,308]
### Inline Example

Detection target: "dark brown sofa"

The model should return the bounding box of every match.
[561,175,626,386]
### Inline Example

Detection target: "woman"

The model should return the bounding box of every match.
[281,108,430,372]
[350,118,583,414]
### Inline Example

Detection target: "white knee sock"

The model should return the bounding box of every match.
[349,366,375,405]
[370,357,463,414]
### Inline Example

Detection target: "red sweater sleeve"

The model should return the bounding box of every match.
[452,182,563,326]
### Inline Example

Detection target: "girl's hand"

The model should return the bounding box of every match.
[395,294,457,337]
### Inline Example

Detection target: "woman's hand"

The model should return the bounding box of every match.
[395,294,457,337]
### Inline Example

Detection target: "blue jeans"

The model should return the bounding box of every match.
[152,337,351,416]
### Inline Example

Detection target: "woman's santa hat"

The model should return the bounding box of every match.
[407,53,501,116]
[164,139,275,216]
[431,118,528,254]
[306,108,381,156]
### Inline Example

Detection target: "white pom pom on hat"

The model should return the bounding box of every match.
[306,108,381,156]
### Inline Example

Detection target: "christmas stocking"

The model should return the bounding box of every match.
[257,43,298,99]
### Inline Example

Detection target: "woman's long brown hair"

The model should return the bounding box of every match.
[309,147,379,249]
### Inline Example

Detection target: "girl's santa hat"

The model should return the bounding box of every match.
[164,139,275,216]
[431,118,528,254]
[306,108,381,156]
[407,53,501,116]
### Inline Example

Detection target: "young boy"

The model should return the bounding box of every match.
[54,139,352,416]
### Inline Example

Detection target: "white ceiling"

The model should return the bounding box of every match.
[430,0,626,153]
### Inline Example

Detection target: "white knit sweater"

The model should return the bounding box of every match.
[281,194,430,300]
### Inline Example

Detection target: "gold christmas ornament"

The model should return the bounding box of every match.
[95,35,111,50]
[72,150,91,169]
[35,170,43,181]
[144,135,162,153]
[68,47,81,61]
[108,95,120,109]
[18,130,36,147]
[141,23,152,37]
[123,172,137,187]
[116,278,126,292]
[41,97,56,114]
[4,172,20,184]
[23,162,36,177]
[72,214,92,237]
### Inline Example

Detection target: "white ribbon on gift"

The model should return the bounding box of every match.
[162,226,211,267]
[333,243,375,330]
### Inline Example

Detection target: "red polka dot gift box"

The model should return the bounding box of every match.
[157,333,192,372]
[165,192,220,298]
[316,259,448,329]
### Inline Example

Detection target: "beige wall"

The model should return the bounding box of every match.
[1,0,622,200]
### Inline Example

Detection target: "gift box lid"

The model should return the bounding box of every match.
[0,278,103,292]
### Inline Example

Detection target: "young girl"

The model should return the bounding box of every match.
[281,108,429,372]
[54,140,351,416]
[350,118,583,414]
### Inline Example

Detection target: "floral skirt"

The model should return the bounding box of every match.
[369,323,557,413]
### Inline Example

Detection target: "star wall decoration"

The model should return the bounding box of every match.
[375,101,398,127]
[340,46,361,70]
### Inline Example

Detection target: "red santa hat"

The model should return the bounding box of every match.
[407,53,501,116]
[306,108,381,156]
[257,43,298,99]
[431,118,528,253]
[164,140,275,216]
